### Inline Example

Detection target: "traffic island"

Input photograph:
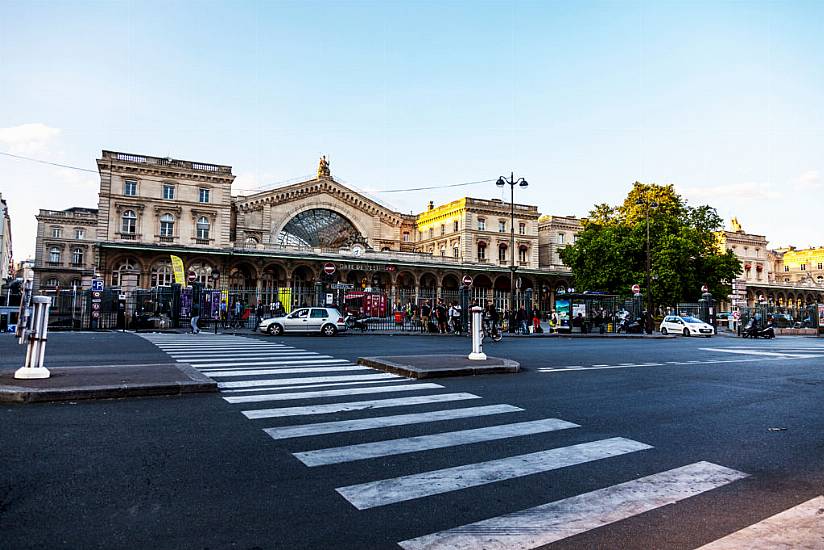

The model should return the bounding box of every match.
[0,363,216,403]
[358,355,520,379]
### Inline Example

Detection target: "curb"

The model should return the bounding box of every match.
[358,355,520,379]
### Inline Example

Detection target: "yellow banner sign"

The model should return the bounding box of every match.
[170,255,186,284]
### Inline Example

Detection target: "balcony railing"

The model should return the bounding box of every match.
[46,261,62,267]
[159,236,175,243]
[103,150,232,175]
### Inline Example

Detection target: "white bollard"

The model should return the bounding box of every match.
[15,296,52,379]
[468,306,487,361]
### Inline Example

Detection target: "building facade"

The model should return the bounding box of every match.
[33,207,99,291]
[35,150,575,312]
[538,215,583,276]
[0,193,11,282]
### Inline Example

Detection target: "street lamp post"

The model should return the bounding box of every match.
[635,195,658,330]
[496,172,528,332]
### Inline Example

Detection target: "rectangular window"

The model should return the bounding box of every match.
[163,184,175,200]
[199,188,210,203]
[519,222,525,235]
[784,266,789,272]
[75,229,84,240]
[402,231,410,242]
[498,221,506,233]
[453,221,459,232]
[441,224,445,236]
[51,227,62,238]
[801,264,806,271]
[819,263,823,270]
[478,244,486,260]
[428,228,434,239]
[558,233,565,245]
[124,180,137,196]
[518,248,527,262]
[478,218,485,231]
[453,247,459,258]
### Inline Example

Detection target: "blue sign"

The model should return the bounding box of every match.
[92,278,104,292]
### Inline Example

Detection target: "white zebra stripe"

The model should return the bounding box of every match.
[204,366,370,377]
[263,404,523,440]
[224,383,443,404]
[294,418,579,466]
[219,373,399,389]
[398,461,748,549]
[337,437,652,510]
[221,378,409,393]
[242,393,481,420]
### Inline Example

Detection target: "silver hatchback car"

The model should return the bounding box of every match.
[259,307,347,336]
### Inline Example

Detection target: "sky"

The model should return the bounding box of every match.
[2,0,823,261]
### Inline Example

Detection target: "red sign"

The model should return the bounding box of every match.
[384,265,397,273]
[462,275,473,286]
[188,271,197,282]
[701,284,709,293]
[631,284,640,294]
[323,262,336,275]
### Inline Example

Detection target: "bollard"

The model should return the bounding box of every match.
[15,296,52,379]
[468,306,487,361]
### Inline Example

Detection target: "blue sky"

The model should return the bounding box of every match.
[2,0,823,258]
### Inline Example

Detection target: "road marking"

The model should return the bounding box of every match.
[263,404,523,440]
[700,347,819,359]
[199,359,349,368]
[592,364,609,367]
[224,383,442,404]
[172,352,319,359]
[219,373,400,389]
[696,495,824,549]
[294,418,580,467]
[536,356,804,373]
[158,346,290,352]
[223,378,408,393]
[196,363,355,371]
[242,393,481,420]
[398,461,748,549]
[203,366,370,377]
[336,437,652,510]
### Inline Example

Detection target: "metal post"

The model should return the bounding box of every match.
[510,173,516,332]
[15,296,51,379]
[645,203,652,316]
[468,306,487,360]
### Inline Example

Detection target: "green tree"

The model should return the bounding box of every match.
[559,182,741,307]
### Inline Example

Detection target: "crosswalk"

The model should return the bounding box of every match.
[141,333,822,548]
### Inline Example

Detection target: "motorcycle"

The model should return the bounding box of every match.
[345,313,369,332]
[742,319,775,339]
[617,316,643,334]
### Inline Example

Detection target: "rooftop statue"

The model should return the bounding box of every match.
[317,155,331,179]
[730,216,742,233]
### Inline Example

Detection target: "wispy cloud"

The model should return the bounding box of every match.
[0,123,61,154]
[794,170,821,191]
[680,182,782,202]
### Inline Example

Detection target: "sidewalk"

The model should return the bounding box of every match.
[0,363,216,403]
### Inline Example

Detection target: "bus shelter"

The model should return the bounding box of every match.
[553,292,624,333]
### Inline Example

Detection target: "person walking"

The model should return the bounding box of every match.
[190,302,201,334]
[449,301,462,334]
[420,301,431,333]
[435,299,448,334]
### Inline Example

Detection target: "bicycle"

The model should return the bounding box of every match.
[481,319,502,342]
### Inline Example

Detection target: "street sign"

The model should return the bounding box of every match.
[91,278,104,292]
[91,311,100,319]
[701,284,709,293]
[732,311,741,320]
[325,293,334,305]
[323,262,336,275]
[91,303,101,312]
[188,271,197,282]
[462,275,473,287]
[385,265,397,273]
[332,283,354,290]
[92,291,102,302]
[631,284,640,294]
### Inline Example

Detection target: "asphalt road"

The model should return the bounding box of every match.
[2,331,823,549]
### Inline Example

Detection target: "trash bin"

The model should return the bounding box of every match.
[394,311,404,325]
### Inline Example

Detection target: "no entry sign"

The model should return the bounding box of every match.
[631,284,640,294]
[323,262,336,275]
[462,275,473,286]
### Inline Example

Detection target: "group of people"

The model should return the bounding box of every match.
[406,299,464,334]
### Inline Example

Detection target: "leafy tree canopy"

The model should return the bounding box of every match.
[559,182,741,306]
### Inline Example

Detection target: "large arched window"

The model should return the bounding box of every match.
[71,247,84,265]
[112,258,138,287]
[196,216,210,240]
[49,247,61,264]
[46,278,59,288]
[121,210,137,234]
[276,209,362,248]
[190,262,213,287]
[160,214,174,238]
[150,261,174,287]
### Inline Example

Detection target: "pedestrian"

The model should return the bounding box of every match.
[436,299,448,334]
[517,307,528,335]
[449,300,462,334]
[420,301,431,333]
[234,299,243,328]
[532,307,541,333]
[550,309,558,333]
[190,302,201,334]
[220,300,228,328]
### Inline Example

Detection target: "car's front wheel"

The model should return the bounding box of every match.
[683,328,690,337]
[660,327,668,335]
[321,324,338,337]
[269,324,284,336]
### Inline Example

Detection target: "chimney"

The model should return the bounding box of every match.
[428,201,434,211]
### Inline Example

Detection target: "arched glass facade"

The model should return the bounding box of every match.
[276,209,362,248]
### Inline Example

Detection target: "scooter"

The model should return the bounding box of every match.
[618,316,643,334]
[345,314,369,332]
[742,319,775,339]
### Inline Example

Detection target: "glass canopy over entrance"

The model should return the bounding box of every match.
[276,208,363,248]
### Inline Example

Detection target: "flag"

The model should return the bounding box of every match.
[170,255,185,284]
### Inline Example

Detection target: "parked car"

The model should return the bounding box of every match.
[659,315,714,337]
[259,307,347,336]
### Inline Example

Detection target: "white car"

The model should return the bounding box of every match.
[659,315,714,337]
[259,307,347,336]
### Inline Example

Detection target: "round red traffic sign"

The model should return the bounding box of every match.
[187,271,197,282]
[631,284,640,294]
[701,284,709,293]
[462,275,473,286]
[323,262,336,275]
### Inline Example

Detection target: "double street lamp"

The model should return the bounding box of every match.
[496,172,528,331]
[635,195,658,329]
